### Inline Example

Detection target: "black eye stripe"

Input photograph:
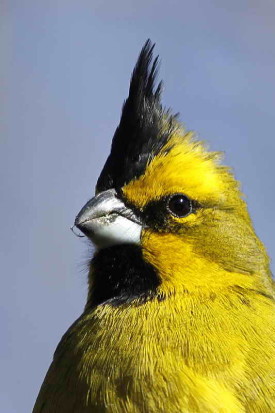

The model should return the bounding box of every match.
[141,194,197,230]
[119,190,199,231]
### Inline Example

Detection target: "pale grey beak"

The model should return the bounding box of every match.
[75,189,142,249]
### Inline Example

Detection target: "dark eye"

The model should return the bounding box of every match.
[167,194,192,218]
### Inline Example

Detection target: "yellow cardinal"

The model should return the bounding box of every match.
[33,40,275,413]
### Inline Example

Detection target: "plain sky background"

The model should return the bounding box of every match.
[1,1,275,412]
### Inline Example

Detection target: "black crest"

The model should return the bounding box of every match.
[96,39,178,192]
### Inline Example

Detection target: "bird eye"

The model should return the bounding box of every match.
[167,194,192,218]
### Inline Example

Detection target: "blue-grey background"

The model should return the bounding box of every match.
[1,1,274,412]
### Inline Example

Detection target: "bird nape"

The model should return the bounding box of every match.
[33,40,275,413]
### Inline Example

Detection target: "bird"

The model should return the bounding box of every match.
[33,40,275,413]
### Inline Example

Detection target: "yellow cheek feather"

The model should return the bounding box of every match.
[122,132,267,293]
[123,133,230,208]
[141,230,265,296]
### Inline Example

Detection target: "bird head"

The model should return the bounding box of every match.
[75,40,271,305]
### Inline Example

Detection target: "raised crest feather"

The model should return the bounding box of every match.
[96,39,179,192]
[128,39,162,102]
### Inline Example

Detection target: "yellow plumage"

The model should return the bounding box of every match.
[33,40,275,412]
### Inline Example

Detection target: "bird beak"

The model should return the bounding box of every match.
[74,189,142,249]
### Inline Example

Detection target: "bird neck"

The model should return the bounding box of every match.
[85,237,273,311]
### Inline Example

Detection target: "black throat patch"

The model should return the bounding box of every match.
[88,244,160,306]
[96,39,178,193]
